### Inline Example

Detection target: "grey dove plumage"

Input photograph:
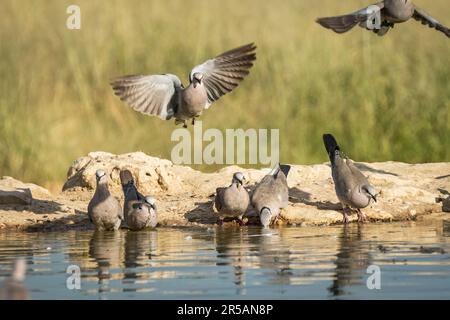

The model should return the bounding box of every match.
[88,170,123,231]
[0,259,29,300]
[120,169,157,230]
[251,164,291,228]
[214,172,250,225]
[323,134,377,224]
[125,197,158,231]
[120,169,145,220]
[316,0,450,38]
[111,43,257,128]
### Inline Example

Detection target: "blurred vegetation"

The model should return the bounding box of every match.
[0,0,449,188]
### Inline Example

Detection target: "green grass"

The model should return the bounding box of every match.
[0,0,449,188]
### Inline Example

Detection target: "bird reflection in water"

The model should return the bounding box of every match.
[122,230,158,292]
[248,228,292,293]
[0,259,29,300]
[215,226,250,295]
[215,226,292,295]
[88,231,124,298]
[329,224,371,297]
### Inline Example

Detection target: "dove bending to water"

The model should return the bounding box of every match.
[251,164,291,228]
[120,169,157,230]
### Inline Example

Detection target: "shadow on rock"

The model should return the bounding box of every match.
[0,195,66,215]
[352,163,399,177]
[323,163,399,177]
[289,187,341,211]
[25,209,92,232]
[184,200,217,224]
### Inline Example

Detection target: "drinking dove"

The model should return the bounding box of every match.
[214,172,250,225]
[251,164,291,227]
[120,169,158,230]
[125,197,158,231]
[323,134,377,224]
[0,259,29,300]
[111,43,257,128]
[88,170,123,231]
[316,0,450,38]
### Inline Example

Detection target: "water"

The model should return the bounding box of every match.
[1,220,450,300]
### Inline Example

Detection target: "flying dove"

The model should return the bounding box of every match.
[316,0,450,38]
[323,134,378,224]
[0,259,29,300]
[214,172,250,225]
[120,169,157,230]
[111,43,257,128]
[251,164,291,227]
[88,170,123,231]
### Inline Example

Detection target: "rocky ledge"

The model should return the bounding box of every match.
[1,152,449,231]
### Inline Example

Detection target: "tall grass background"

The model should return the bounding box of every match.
[0,0,449,188]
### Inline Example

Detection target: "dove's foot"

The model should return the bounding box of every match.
[342,207,350,224]
[342,214,349,224]
[217,218,224,226]
[237,217,248,226]
[357,209,366,223]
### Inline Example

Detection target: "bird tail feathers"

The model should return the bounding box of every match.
[269,164,291,178]
[280,164,291,178]
[120,169,139,199]
[323,134,340,164]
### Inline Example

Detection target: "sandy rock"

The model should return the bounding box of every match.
[0,187,32,205]
[0,176,52,200]
[1,152,450,231]
[60,152,450,227]
[0,176,53,205]
[0,176,84,231]
[62,151,183,196]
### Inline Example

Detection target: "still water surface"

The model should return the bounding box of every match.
[1,220,450,299]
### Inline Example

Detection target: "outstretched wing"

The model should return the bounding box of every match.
[189,43,256,108]
[413,6,450,39]
[316,2,384,34]
[110,74,182,120]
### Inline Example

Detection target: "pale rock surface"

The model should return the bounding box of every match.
[1,152,449,231]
